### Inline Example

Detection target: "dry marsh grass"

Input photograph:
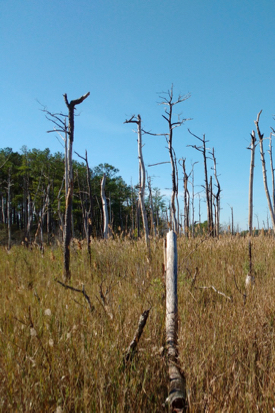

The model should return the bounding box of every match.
[1,235,275,411]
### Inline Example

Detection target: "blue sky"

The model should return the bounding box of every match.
[1,0,275,230]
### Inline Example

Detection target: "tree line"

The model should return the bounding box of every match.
[0,146,166,247]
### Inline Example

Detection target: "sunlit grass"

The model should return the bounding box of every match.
[1,234,275,411]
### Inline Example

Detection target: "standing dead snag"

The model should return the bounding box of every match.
[43,92,90,279]
[101,173,109,239]
[255,110,275,232]
[247,131,257,235]
[179,159,191,237]
[75,150,94,259]
[144,86,191,233]
[63,92,90,281]
[188,130,213,235]
[210,148,221,237]
[166,230,186,411]
[124,115,149,245]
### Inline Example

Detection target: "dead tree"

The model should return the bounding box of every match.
[254,110,275,232]
[7,168,12,250]
[179,158,191,237]
[63,92,90,279]
[269,129,275,211]
[43,92,90,278]
[144,86,191,233]
[228,204,234,235]
[75,150,93,259]
[188,131,213,235]
[34,183,51,249]
[210,148,221,237]
[147,174,156,237]
[101,174,109,239]
[247,131,257,235]
[124,115,149,245]
[165,230,186,411]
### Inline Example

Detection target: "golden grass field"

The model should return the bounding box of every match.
[1,234,275,412]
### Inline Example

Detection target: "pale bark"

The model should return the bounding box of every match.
[7,168,11,250]
[101,174,109,239]
[75,150,93,258]
[180,159,190,237]
[188,131,212,235]
[166,230,186,411]
[248,131,256,235]
[255,110,275,232]
[268,132,275,211]
[124,115,149,244]
[34,183,51,248]
[147,175,156,237]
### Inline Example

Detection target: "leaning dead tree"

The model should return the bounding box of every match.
[254,110,275,232]
[124,115,149,245]
[247,130,257,235]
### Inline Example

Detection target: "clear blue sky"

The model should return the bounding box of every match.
[1,0,275,230]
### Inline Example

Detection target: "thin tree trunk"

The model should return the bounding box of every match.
[255,110,275,231]
[147,175,156,237]
[101,174,109,239]
[248,131,256,235]
[137,116,149,244]
[268,132,275,211]
[7,168,12,250]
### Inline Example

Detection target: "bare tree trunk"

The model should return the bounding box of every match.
[34,184,51,249]
[7,168,12,250]
[209,175,214,235]
[125,115,149,245]
[188,131,212,235]
[143,87,190,234]
[147,175,156,237]
[166,230,186,411]
[181,159,190,237]
[2,195,5,224]
[268,132,275,211]
[248,131,256,235]
[26,192,32,243]
[255,110,275,232]
[62,92,90,281]
[101,174,109,239]
[210,148,221,238]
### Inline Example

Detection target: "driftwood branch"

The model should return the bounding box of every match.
[123,308,150,365]
[197,285,232,301]
[55,279,94,313]
[148,161,170,167]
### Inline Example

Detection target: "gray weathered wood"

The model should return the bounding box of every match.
[166,230,186,412]
[101,173,109,239]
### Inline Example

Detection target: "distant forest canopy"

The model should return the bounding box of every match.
[0,146,167,243]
